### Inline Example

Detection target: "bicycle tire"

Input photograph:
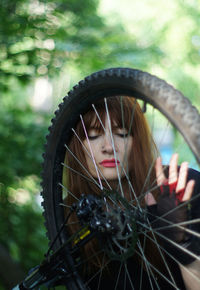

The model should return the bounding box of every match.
[41,68,200,289]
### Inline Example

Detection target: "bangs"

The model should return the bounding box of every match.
[76,96,138,140]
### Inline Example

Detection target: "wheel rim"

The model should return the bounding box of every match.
[42,68,200,289]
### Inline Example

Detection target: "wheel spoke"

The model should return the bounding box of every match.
[152,219,200,237]
[142,230,200,284]
[41,67,200,290]
[64,144,103,190]
[80,114,103,190]
[71,127,112,190]
[114,262,123,290]
[59,182,80,201]
[138,218,200,262]
[117,97,137,201]
[76,249,104,268]
[135,248,179,289]
[62,163,99,187]
[92,102,137,204]
[104,98,125,198]
[93,100,140,205]
[151,193,200,225]
[143,215,178,286]
[85,258,112,286]
[138,211,200,239]
[137,239,161,289]
[124,262,136,289]
[97,252,106,290]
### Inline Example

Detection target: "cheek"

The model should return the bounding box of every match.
[83,140,92,158]
[82,141,90,164]
[82,142,97,169]
[82,139,88,150]
[83,139,98,152]
[128,139,134,169]
[125,138,133,157]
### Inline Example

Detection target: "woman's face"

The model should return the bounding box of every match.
[82,117,133,183]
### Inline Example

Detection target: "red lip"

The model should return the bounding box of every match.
[100,159,119,168]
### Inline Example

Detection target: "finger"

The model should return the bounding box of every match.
[155,156,167,185]
[168,153,178,184]
[145,192,157,206]
[176,161,188,193]
[182,180,195,201]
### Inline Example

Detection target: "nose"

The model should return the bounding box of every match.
[101,134,115,154]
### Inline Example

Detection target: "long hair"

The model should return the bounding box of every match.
[65,96,158,202]
[63,96,163,275]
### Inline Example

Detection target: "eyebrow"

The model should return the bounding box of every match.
[88,125,127,132]
[88,126,103,131]
[112,126,127,130]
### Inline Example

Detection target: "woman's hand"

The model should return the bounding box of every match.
[145,153,196,265]
[145,154,200,288]
[155,153,195,204]
[145,153,195,206]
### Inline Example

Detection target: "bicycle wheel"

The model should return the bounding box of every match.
[41,68,200,289]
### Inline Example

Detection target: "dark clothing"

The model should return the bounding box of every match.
[87,168,200,289]
[89,260,186,289]
[87,258,186,289]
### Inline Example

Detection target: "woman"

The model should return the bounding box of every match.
[64,96,200,289]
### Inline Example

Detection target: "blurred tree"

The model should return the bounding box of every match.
[1,0,152,288]
[0,179,47,289]
[0,0,104,90]
[99,0,200,107]
[0,0,162,91]
[0,106,47,186]
[0,98,49,288]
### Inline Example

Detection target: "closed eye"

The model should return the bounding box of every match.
[116,133,129,138]
[88,135,100,140]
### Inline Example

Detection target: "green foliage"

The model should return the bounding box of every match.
[0,87,49,286]
[99,0,200,107]
[0,178,48,271]
[0,105,48,186]
[0,77,51,287]
[0,0,104,89]
[0,0,164,91]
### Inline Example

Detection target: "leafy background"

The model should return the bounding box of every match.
[0,0,199,288]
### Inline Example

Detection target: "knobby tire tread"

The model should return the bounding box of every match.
[41,67,200,289]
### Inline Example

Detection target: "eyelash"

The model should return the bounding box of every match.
[116,133,128,138]
[88,135,99,140]
[88,133,128,140]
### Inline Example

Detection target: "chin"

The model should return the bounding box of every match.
[104,173,125,182]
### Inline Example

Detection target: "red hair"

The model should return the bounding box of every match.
[63,96,164,275]
[64,96,158,203]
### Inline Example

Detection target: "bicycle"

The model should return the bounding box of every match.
[15,68,200,289]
